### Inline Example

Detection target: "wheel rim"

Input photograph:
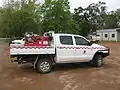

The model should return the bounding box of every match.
[40,61,50,72]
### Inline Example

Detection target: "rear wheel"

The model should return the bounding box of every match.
[36,58,52,74]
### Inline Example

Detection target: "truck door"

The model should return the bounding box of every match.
[56,35,75,63]
[74,36,93,61]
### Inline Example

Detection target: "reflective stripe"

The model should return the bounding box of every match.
[57,47,105,49]
[10,46,54,49]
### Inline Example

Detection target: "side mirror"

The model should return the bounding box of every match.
[89,41,93,45]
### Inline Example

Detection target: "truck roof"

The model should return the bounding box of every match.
[55,33,83,37]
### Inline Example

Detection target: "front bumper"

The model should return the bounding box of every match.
[98,47,110,57]
[102,48,110,57]
[103,52,109,57]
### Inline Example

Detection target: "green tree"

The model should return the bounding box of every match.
[103,9,120,29]
[0,0,42,38]
[73,1,107,36]
[41,0,79,34]
[0,0,79,38]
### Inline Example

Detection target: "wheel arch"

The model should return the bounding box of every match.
[37,54,55,64]
[92,51,104,60]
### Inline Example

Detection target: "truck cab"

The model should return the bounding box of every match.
[10,31,109,74]
[54,34,109,63]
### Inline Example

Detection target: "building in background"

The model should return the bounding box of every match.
[96,28,120,42]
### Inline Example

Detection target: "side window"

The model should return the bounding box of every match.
[112,34,115,38]
[105,34,108,38]
[74,36,89,45]
[60,36,73,45]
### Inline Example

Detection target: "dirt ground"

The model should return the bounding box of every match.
[0,42,120,90]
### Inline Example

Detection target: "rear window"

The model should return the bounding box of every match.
[60,36,73,45]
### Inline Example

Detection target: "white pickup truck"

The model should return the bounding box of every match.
[10,31,109,74]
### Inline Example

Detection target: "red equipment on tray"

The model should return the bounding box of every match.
[24,35,49,46]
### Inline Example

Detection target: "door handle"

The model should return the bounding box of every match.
[83,50,86,54]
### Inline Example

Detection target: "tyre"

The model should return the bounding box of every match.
[36,58,52,74]
[93,54,103,67]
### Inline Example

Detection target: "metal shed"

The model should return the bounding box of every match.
[96,28,120,42]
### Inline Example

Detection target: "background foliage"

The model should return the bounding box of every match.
[0,0,120,38]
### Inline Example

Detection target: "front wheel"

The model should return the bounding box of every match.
[36,58,52,74]
[92,54,103,67]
